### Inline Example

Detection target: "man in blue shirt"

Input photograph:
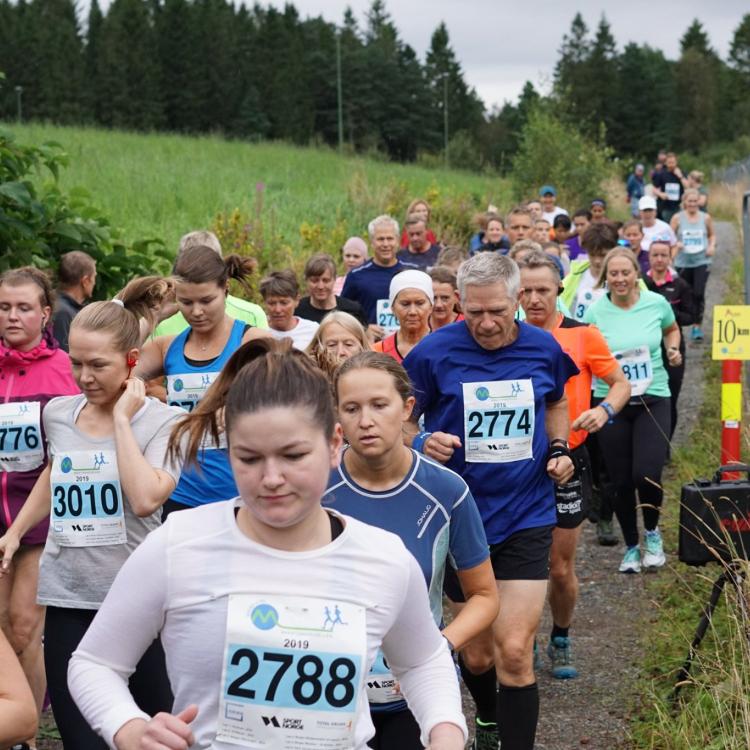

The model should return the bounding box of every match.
[404,252,578,750]
[341,215,416,340]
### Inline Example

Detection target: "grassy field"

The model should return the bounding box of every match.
[5,123,509,258]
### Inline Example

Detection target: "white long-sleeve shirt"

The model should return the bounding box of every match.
[68,500,467,749]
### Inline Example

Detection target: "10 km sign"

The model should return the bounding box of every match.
[713,306,750,360]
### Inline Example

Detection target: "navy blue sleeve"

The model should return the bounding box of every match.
[448,482,490,571]
[403,342,436,422]
[340,271,356,302]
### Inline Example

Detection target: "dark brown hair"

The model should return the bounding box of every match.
[72,276,173,352]
[58,251,96,287]
[0,267,55,310]
[334,351,413,405]
[580,221,619,256]
[304,253,337,280]
[174,245,256,297]
[169,338,336,466]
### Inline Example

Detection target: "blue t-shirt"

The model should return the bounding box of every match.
[396,244,441,270]
[340,259,416,324]
[404,321,578,545]
[325,448,488,712]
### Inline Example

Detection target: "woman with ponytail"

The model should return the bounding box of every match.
[0,267,78,747]
[0,276,186,748]
[69,338,467,750]
[136,244,268,516]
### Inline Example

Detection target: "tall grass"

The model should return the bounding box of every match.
[4,123,510,256]
[630,256,750,749]
[706,179,750,223]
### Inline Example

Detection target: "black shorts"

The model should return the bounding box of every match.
[554,444,593,529]
[443,524,553,602]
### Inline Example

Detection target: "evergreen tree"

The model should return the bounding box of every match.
[729,13,750,76]
[85,0,105,122]
[553,12,592,123]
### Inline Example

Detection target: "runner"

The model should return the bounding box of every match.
[638,196,677,253]
[518,252,630,679]
[334,236,369,295]
[584,248,681,573]
[670,188,716,342]
[400,198,437,249]
[505,207,534,246]
[561,221,618,322]
[306,312,371,378]
[652,152,688,223]
[372,270,433,364]
[153,230,267,335]
[436,246,469,275]
[135,245,266,517]
[403,252,578,750]
[590,198,607,223]
[295,254,366,326]
[341,215,417,341]
[533,219,551,245]
[397,216,441,270]
[567,209,591,261]
[429,267,463,330]
[621,220,650,276]
[539,186,568,224]
[626,164,646,217]
[261,270,320,350]
[645,240,694,438]
[0,278,185,747]
[473,215,510,255]
[52,251,97,352]
[1,627,37,748]
[0,268,79,745]
[327,351,497,748]
[69,339,468,750]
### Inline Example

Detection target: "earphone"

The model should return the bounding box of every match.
[126,356,138,368]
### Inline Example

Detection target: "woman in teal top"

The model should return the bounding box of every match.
[670,188,716,341]
[584,248,681,574]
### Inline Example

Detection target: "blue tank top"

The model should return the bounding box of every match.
[165,319,245,507]
[675,211,708,269]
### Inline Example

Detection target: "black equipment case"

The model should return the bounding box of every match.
[679,464,750,566]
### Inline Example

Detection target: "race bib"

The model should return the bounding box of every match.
[366,650,403,705]
[218,595,366,749]
[166,372,218,412]
[681,228,705,254]
[463,380,535,463]
[665,182,681,202]
[598,346,653,397]
[0,401,43,473]
[376,299,399,334]
[50,450,126,547]
[574,288,604,321]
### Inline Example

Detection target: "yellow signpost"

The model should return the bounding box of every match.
[712,305,750,360]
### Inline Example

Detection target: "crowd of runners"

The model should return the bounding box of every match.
[0,153,716,750]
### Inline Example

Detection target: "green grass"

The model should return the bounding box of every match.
[4,123,509,256]
[630,255,750,749]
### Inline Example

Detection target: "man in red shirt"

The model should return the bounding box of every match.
[519,251,630,679]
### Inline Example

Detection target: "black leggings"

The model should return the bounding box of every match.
[45,606,173,748]
[368,707,422,749]
[593,397,671,547]
[662,339,686,439]
[677,265,710,325]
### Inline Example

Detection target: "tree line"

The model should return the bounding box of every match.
[0,1,749,170]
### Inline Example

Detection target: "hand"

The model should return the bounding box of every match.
[667,348,682,367]
[113,378,147,423]
[367,324,385,342]
[426,722,465,750]
[707,246,715,257]
[115,705,198,750]
[571,406,609,434]
[424,432,462,464]
[0,532,20,577]
[547,454,574,484]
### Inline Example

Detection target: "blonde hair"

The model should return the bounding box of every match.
[306,311,370,379]
[595,247,641,288]
[72,276,173,352]
[682,188,701,207]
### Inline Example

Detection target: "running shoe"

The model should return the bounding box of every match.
[691,325,704,341]
[472,717,499,750]
[547,636,579,679]
[643,528,666,569]
[597,519,618,546]
[619,546,641,574]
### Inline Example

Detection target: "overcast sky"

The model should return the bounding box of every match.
[285,0,747,110]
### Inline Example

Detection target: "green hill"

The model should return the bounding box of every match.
[6,123,509,258]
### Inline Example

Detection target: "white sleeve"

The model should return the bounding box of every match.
[68,529,169,748]
[381,553,468,746]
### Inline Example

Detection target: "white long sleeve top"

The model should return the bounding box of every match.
[68,499,467,749]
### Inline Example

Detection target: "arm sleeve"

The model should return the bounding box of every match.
[68,530,169,748]
[403,346,436,422]
[382,553,468,746]
[585,326,619,379]
[143,411,183,484]
[660,296,676,328]
[340,272,356,303]
[448,484,489,570]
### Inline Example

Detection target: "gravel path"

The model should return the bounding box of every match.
[36,223,740,750]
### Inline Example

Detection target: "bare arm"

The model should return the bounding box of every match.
[113,379,177,517]
[442,560,498,651]
[0,629,37,747]
[663,322,682,367]
[0,465,52,572]
[133,337,169,382]
[571,367,631,433]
